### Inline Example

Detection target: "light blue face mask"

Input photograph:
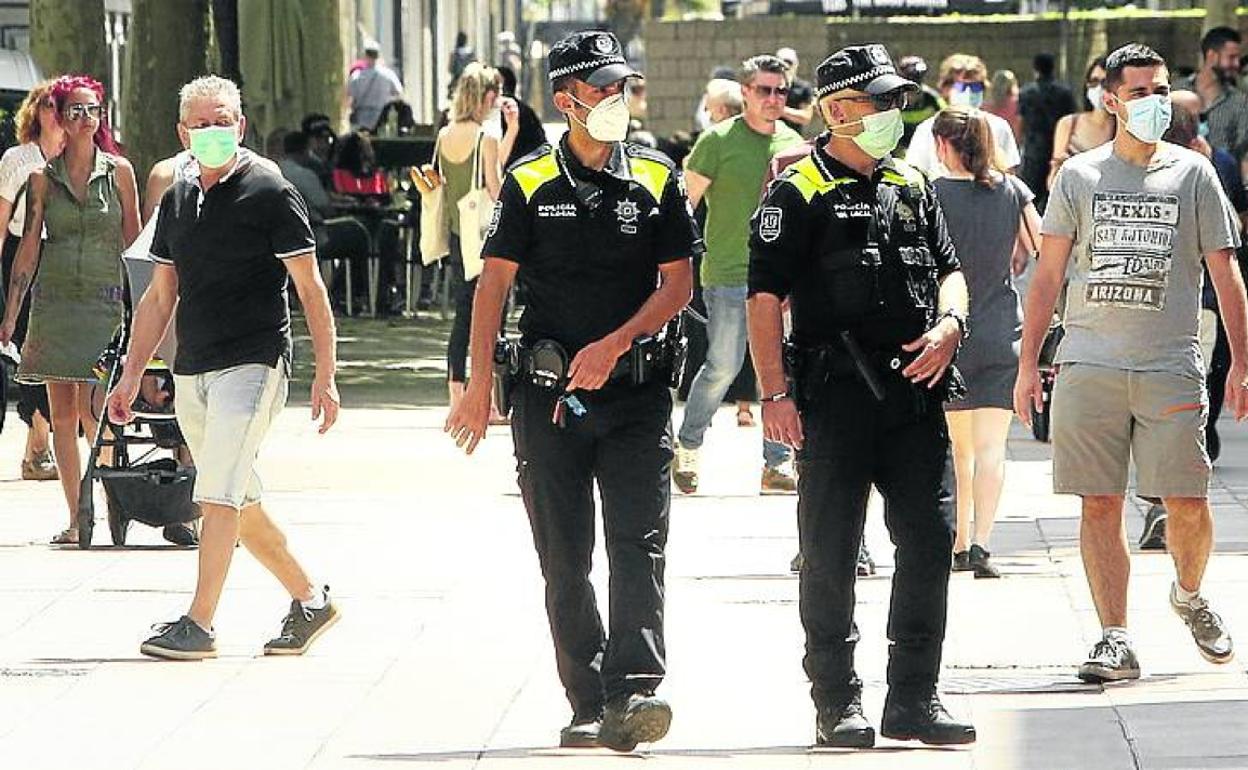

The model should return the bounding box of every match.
[1119,94,1171,144]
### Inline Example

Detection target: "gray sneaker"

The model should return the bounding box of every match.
[263,588,340,655]
[140,616,217,660]
[1170,586,1234,664]
[1077,636,1141,683]
[598,693,672,752]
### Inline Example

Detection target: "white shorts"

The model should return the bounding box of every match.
[174,362,287,509]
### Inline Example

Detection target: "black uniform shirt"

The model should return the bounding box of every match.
[483,137,704,353]
[749,135,959,350]
[151,151,315,375]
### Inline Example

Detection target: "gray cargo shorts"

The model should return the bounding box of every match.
[1051,363,1210,499]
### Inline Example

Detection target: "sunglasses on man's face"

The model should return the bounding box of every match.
[751,84,790,99]
[952,81,985,94]
[832,90,907,111]
[64,103,102,122]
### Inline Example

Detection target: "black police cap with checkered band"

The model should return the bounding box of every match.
[816,44,917,99]
[548,31,641,87]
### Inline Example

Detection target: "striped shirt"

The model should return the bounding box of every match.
[1175,75,1248,162]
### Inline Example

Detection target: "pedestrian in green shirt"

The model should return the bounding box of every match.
[675,54,805,496]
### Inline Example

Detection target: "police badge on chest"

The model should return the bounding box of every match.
[615,198,640,235]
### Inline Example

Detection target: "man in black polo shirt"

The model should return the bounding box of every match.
[106,76,341,661]
[445,31,701,752]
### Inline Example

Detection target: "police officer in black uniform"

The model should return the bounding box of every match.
[747,45,976,748]
[445,31,701,753]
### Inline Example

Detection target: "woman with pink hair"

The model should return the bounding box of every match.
[0,74,140,544]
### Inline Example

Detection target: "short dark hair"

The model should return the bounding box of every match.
[739,54,790,86]
[1104,43,1166,93]
[283,129,310,156]
[1033,52,1056,78]
[1201,26,1241,58]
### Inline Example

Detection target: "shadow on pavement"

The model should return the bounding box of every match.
[351,744,969,762]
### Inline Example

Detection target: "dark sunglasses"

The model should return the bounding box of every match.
[952,81,986,94]
[751,84,790,99]
[832,90,907,111]
[64,103,102,121]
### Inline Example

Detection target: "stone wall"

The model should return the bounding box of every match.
[642,14,1216,138]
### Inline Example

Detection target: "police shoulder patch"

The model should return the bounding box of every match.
[487,200,503,237]
[758,206,783,243]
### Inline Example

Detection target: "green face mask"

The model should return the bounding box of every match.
[847,108,903,159]
[188,125,239,169]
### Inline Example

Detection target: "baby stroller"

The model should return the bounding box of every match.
[77,252,200,549]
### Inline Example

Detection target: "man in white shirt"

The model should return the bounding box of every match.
[905,53,1021,178]
[347,42,404,132]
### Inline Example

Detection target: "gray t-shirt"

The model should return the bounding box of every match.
[1043,142,1241,380]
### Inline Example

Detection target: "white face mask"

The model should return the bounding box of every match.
[1086,85,1104,111]
[568,92,630,143]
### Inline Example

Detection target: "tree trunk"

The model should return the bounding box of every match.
[239,0,346,143]
[300,0,347,130]
[123,0,209,189]
[213,0,244,88]
[1203,0,1239,34]
[29,0,109,86]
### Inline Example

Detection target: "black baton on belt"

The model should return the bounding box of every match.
[839,331,886,402]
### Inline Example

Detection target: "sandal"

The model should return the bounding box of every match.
[736,409,755,428]
[50,528,79,546]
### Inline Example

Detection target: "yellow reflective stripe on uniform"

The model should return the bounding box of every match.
[512,149,560,202]
[881,161,927,190]
[781,156,853,203]
[628,156,670,203]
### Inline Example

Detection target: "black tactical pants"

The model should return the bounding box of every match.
[511,379,674,719]
[795,373,955,709]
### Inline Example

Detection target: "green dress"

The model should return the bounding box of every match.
[16,151,124,384]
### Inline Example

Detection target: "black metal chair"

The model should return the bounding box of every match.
[318,216,377,317]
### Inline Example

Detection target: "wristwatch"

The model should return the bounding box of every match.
[762,391,791,403]
[938,309,970,340]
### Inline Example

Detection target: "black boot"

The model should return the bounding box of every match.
[816,694,875,748]
[881,690,976,745]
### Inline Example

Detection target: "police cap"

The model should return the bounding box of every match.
[548,31,641,87]
[816,45,917,99]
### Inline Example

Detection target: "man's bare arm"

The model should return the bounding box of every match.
[285,253,337,380]
[747,292,787,399]
[683,169,712,209]
[285,252,340,432]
